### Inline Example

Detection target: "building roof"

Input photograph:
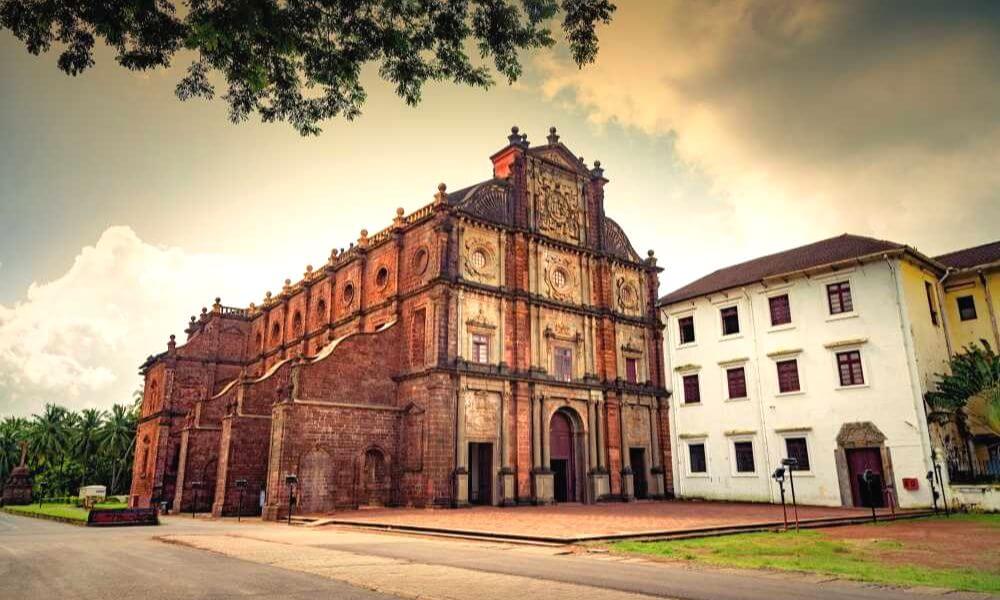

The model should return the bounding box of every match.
[934,240,1000,270]
[658,234,909,305]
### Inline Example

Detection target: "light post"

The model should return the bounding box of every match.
[933,458,950,516]
[862,470,877,523]
[285,474,298,526]
[235,479,248,522]
[772,467,788,531]
[926,470,939,514]
[780,457,800,530]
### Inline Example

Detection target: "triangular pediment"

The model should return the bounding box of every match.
[529,144,590,175]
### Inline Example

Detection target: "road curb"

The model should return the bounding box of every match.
[1,507,87,526]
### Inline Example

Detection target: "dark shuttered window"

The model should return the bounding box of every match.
[727,367,747,399]
[688,443,707,473]
[734,441,755,473]
[827,281,853,315]
[769,294,792,326]
[721,306,740,335]
[678,316,696,344]
[683,374,701,404]
[836,350,865,386]
[776,359,800,393]
[957,296,977,321]
[784,437,811,471]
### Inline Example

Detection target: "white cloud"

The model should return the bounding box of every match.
[538,0,1000,284]
[0,226,270,417]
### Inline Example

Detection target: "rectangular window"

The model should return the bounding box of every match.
[925,281,939,326]
[826,281,853,315]
[836,350,865,386]
[784,437,811,471]
[957,295,977,321]
[721,306,740,335]
[625,357,639,384]
[734,441,755,473]
[682,374,701,404]
[678,316,695,344]
[411,308,426,366]
[768,294,792,326]
[776,359,800,393]
[471,334,490,364]
[688,443,707,473]
[726,367,747,399]
[554,347,573,382]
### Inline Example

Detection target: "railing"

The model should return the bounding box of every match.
[405,201,436,224]
[218,305,251,319]
[948,455,1000,485]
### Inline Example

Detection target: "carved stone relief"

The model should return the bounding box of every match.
[464,390,500,439]
[616,275,641,314]
[463,232,499,284]
[535,166,581,243]
[543,253,579,303]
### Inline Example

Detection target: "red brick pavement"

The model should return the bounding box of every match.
[321,501,900,538]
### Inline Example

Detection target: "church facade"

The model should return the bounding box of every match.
[129,127,671,519]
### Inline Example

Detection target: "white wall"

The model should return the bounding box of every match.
[662,258,940,509]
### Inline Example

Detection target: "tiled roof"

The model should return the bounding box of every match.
[658,234,907,305]
[934,240,1000,270]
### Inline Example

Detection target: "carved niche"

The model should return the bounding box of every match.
[543,252,578,303]
[535,166,582,243]
[616,276,642,313]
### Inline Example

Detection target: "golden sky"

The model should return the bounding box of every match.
[1,0,998,415]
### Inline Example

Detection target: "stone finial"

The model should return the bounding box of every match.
[590,159,604,178]
[578,156,585,165]
[547,126,560,145]
[520,132,529,147]
[648,249,655,258]
[167,334,176,352]
[190,315,196,323]
[358,228,369,247]
[212,297,222,312]
[200,307,208,319]
[304,264,313,279]
[434,182,448,205]
[508,125,521,145]
[394,207,405,227]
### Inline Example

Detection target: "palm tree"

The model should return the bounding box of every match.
[29,404,72,469]
[927,340,1000,435]
[0,417,29,483]
[74,408,106,484]
[99,403,138,494]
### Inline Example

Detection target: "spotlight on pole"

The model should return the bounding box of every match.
[285,474,298,526]
[780,457,800,531]
[772,467,788,531]
[235,479,248,522]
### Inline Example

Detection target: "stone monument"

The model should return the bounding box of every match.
[2,441,33,505]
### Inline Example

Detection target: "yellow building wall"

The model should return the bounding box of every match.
[942,270,1000,352]
[897,260,951,393]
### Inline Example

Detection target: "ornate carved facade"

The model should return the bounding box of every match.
[130,127,670,518]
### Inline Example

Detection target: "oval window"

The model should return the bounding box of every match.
[471,249,488,271]
[342,283,355,306]
[375,266,390,289]
[412,247,429,274]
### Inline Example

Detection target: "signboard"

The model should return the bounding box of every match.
[87,508,159,527]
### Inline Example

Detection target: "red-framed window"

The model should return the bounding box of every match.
[827,281,853,315]
[776,359,800,393]
[682,374,700,404]
[471,334,490,364]
[625,357,639,384]
[836,350,864,386]
[768,294,791,326]
[726,367,747,399]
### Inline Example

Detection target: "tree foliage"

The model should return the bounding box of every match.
[0,0,616,135]
[0,399,139,497]
[927,340,1000,434]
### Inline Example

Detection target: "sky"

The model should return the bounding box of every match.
[1,0,998,417]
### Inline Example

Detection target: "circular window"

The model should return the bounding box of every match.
[375,266,390,289]
[551,268,568,290]
[412,247,429,274]
[470,249,488,271]
[342,282,355,306]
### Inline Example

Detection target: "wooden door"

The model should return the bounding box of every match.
[847,448,884,508]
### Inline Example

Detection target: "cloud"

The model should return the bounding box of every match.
[538,0,1000,281]
[0,227,268,417]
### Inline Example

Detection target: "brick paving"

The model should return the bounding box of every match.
[321,500,900,539]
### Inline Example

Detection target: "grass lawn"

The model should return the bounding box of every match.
[612,514,1000,595]
[4,501,128,522]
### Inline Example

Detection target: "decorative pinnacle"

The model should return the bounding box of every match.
[434,182,448,205]
[396,207,405,217]
[547,126,559,145]
[508,126,521,144]
[591,159,604,178]
[648,249,655,258]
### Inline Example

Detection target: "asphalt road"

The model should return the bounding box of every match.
[1,512,994,600]
[0,512,398,600]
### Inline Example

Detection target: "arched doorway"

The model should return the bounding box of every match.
[362,447,390,506]
[550,410,578,502]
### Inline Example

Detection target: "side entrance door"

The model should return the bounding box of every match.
[629,448,648,499]
[846,447,885,508]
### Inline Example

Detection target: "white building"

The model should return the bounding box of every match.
[658,235,951,509]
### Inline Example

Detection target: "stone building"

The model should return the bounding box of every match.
[130,127,670,519]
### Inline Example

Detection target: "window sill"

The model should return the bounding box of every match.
[719,333,743,342]
[677,341,698,350]
[775,390,805,397]
[725,397,750,403]
[768,323,795,333]
[731,472,759,478]
[679,402,702,408]
[686,473,711,479]
[786,471,815,478]
[826,312,858,323]
[835,383,870,391]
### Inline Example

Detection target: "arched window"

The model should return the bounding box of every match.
[317,299,327,317]
[271,322,281,343]
[292,311,303,336]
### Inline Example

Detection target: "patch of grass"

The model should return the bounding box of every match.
[613,523,1000,594]
[4,501,128,522]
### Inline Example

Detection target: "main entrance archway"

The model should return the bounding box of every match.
[550,410,577,502]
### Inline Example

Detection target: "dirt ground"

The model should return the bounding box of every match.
[823,515,1000,571]
[325,500,901,539]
